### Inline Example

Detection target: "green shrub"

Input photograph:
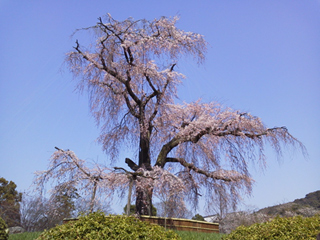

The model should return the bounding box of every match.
[36,211,180,240]
[0,216,8,240]
[223,215,320,240]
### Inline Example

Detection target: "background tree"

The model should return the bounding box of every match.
[35,14,305,216]
[209,186,234,221]
[47,184,79,225]
[155,197,192,219]
[20,194,49,231]
[192,214,205,221]
[0,177,22,227]
[153,174,191,218]
[20,188,80,232]
[74,195,113,215]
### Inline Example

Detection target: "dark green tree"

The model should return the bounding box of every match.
[192,214,205,221]
[0,177,22,227]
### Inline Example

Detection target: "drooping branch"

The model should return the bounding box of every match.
[155,101,305,170]
[164,157,251,183]
[54,147,92,179]
[34,147,131,213]
[189,126,288,144]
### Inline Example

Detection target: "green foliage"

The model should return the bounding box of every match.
[0,178,22,227]
[9,232,42,240]
[222,215,320,240]
[0,216,8,240]
[37,211,180,240]
[123,204,157,216]
[176,230,224,240]
[192,214,205,221]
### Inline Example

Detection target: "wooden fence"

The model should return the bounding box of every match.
[63,215,219,234]
[140,215,219,233]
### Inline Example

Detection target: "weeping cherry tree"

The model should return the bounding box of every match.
[35,14,305,216]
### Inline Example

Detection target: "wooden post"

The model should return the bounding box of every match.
[126,177,133,216]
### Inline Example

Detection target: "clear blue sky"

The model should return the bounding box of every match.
[1,0,319,215]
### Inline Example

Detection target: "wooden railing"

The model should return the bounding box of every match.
[140,215,219,233]
[63,215,219,234]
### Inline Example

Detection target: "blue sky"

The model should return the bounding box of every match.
[0,0,319,215]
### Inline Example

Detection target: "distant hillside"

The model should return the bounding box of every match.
[293,190,320,209]
[257,190,320,217]
[219,190,320,234]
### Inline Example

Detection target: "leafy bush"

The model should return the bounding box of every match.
[222,215,320,240]
[0,216,8,240]
[36,211,180,240]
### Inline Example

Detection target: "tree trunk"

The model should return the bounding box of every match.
[135,125,154,215]
[136,186,153,216]
[138,133,152,170]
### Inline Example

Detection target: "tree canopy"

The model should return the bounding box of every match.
[34,14,305,216]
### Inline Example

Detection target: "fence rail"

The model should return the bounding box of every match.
[140,215,219,233]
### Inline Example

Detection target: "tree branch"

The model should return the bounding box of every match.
[113,167,157,180]
[123,93,140,118]
[124,71,141,105]
[125,158,139,171]
[54,147,93,179]
[155,122,289,168]
[164,157,248,182]
[74,40,125,84]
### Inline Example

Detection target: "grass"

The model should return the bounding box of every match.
[9,231,224,240]
[176,230,224,240]
[9,232,42,240]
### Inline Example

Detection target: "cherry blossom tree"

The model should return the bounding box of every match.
[35,14,305,216]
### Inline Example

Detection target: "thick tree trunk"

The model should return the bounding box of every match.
[138,133,152,170]
[136,187,153,216]
[136,127,153,215]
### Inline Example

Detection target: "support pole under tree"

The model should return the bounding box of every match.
[89,181,98,213]
[126,177,133,216]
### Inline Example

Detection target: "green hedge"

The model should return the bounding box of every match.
[0,216,8,240]
[37,211,180,240]
[223,215,320,240]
